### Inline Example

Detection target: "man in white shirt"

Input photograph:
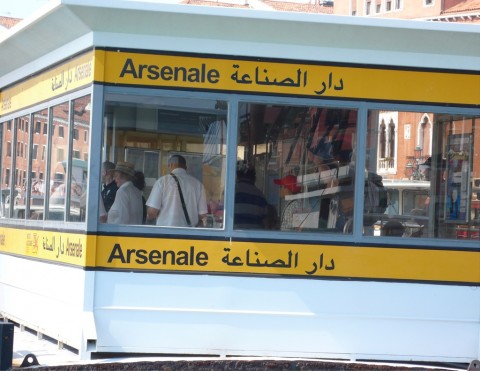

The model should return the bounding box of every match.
[146,155,208,227]
[107,162,144,225]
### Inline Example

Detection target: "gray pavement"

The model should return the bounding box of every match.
[12,324,79,367]
[9,322,468,371]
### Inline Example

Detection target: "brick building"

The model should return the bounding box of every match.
[334,0,480,22]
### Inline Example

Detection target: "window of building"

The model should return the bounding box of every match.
[28,109,48,220]
[236,104,357,233]
[57,148,65,162]
[35,122,41,133]
[395,0,402,10]
[68,95,91,222]
[388,122,396,162]
[379,122,386,159]
[425,0,433,5]
[59,125,64,138]
[103,93,227,227]
[46,101,70,222]
[32,144,38,160]
[386,0,392,11]
[367,110,479,240]
[366,1,371,15]
[417,115,432,158]
[43,123,48,135]
[6,142,11,157]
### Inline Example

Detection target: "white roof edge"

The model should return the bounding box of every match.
[0,0,477,48]
[0,0,479,86]
[52,0,480,33]
[0,33,94,88]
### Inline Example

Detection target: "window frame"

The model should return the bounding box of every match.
[0,84,478,248]
[91,86,480,250]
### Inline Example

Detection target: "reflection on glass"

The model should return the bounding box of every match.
[0,120,13,218]
[13,116,29,219]
[366,110,480,240]
[235,104,357,233]
[46,102,70,221]
[68,95,90,222]
[29,109,48,220]
[103,95,227,227]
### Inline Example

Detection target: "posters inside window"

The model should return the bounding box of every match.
[444,134,472,223]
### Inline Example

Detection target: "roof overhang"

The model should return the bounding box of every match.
[1,0,479,87]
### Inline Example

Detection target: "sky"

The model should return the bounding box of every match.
[0,0,51,18]
[0,0,185,18]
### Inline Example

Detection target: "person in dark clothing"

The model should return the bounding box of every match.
[234,161,268,229]
[101,161,118,212]
[133,170,147,224]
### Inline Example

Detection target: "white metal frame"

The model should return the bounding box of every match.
[1,0,479,363]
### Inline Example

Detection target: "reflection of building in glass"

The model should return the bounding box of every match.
[334,0,480,23]
[1,96,91,220]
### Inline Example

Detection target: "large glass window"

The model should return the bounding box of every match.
[13,116,29,219]
[28,109,48,220]
[68,95,91,222]
[46,102,70,221]
[102,94,227,227]
[366,111,480,240]
[235,103,357,233]
[1,120,13,218]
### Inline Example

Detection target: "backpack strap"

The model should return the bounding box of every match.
[170,173,192,227]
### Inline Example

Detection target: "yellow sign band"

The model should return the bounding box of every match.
[2,48,479,116]
[0,227,478,284]
[101,49,479,106]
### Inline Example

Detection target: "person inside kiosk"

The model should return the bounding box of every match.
[98,93,478,239]
[236,104,358,234]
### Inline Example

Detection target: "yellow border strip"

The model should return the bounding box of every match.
[100,50,480,106]
[2,49,479,117]
[0,51,94,116]
[0,227,94,267]
[0,227,478,284]
[96,235,480,284]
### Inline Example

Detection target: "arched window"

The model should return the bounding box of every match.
[388,120,395,158]
[379,121,386,158]
[418,114,432,156]
[378,118,396,171]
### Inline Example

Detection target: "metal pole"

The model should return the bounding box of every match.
[0,322,14,371]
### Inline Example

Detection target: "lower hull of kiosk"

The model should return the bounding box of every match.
[0,254,478,362]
